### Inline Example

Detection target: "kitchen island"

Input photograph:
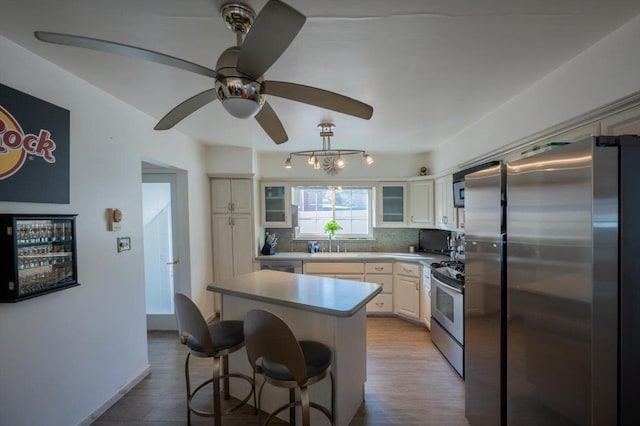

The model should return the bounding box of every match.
[207,269,382,426]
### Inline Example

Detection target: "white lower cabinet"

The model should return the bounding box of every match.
[421,265,432,329]
[393,262,421,320]
[364,262,393,314]
[303,262,364,276]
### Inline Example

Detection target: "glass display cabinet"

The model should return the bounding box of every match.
[0,214,79,302]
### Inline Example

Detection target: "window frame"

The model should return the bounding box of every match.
[292,185,374,239]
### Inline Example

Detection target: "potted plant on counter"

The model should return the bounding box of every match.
[324,219,342,252]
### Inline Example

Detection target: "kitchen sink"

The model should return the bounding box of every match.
[309,252,364,258]
[308,252,426,258]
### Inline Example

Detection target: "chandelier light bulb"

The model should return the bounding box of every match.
[285,157,292,169]
[308,153,316,165]
[337,155,345,168]
[313,158,320,169]
[365,153,374,165]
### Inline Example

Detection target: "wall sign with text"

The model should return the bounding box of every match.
[0,84,70,204]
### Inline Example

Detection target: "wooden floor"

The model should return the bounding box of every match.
[94,317,468,425]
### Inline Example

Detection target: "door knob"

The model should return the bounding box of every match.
[166,259,180,265]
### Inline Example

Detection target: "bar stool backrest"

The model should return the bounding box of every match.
[244,309,308,385]
[174,293,214,354]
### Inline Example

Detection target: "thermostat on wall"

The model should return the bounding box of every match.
[108,208,123,231]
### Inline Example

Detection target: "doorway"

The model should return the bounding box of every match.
[142,162,190,330]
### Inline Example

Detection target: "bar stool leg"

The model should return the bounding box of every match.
[300,387,311,426]
[184,353,192,425]
[330,371,336,426]
[212,357,222,426]
[223,354,230,400]
[289,388,296,425]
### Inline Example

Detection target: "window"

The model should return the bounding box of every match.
[294,186,373,238]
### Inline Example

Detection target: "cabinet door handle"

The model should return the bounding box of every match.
[376,302,384,307]
[416,281,419,291]
[374,266,384,271]
[231,202,235,211]
[228,217,232,226]
[228,202,232,211]
[166,259,180,265]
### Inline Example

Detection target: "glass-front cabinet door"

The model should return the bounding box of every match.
[260,182,291,227]
[377,183,407,227]
[1,214,79,302]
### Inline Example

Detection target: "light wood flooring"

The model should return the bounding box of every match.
[94,317,468,425]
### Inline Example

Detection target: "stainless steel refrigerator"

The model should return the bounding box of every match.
[464,135,640,425]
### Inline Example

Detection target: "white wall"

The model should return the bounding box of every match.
[430,14,640,173]
[205,145,254,175]
[0,36,212,425]
[258,151,431,180]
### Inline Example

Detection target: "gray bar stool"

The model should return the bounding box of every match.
[174,293,256,425]
[244,309,335,426]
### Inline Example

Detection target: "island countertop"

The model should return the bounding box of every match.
[207,269,382,317]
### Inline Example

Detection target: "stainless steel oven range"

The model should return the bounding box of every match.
[430,261,465,377]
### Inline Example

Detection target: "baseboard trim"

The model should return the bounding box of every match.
[76,364,151,426]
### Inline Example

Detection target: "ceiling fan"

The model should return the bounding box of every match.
[33,0,373,145]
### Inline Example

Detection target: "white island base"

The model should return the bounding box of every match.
[208,270,381,426]
[223,294,366,426]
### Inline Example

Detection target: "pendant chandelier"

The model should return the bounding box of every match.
[284,122,374,174]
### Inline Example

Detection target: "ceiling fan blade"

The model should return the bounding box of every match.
[154,89,218,130]
[34,31,219,79]
[255,101,288,144]
[236,0,306,79]
[264,81,374,120]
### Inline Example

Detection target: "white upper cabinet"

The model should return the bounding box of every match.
[434,175,456,229]
[210,179,252,215]
[376,183,407,227]
[260,182,291,227]
[408,179,434,227]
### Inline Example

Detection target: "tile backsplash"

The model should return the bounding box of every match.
[264,227,421,253]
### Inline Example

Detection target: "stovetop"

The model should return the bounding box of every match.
[431,260,465,286]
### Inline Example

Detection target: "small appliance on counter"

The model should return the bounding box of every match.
[307,241,319,253]
[418,228,451,254]
[261,232,277,255]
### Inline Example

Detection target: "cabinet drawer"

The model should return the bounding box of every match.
[304,262,364,274]
[364,274,393,293]
[366,294,393,313]
[394,262,421,277]
[365,262,393,274]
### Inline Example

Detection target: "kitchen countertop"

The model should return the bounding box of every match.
[207,269,382,317]
[256,251,451,265]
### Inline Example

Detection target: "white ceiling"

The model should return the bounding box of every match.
[2,0,640,155]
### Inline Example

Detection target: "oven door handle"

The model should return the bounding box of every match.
[433,276,463,294]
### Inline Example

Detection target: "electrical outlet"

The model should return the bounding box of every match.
[117,237,131,252]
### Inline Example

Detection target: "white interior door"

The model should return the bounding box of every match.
[142,173,179,330]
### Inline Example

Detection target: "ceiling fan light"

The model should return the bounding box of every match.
[365,153,374,165]
[308,153,316,165]
[220,98,262,119]
[313,158,320,169]
[284,157,292,169]
[336,155,345,168]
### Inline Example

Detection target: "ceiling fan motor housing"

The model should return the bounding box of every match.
[215,46,265,118]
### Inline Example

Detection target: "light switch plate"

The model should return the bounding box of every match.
[117,237,131,252]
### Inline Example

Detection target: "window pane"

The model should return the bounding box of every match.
[295,186,372,238]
